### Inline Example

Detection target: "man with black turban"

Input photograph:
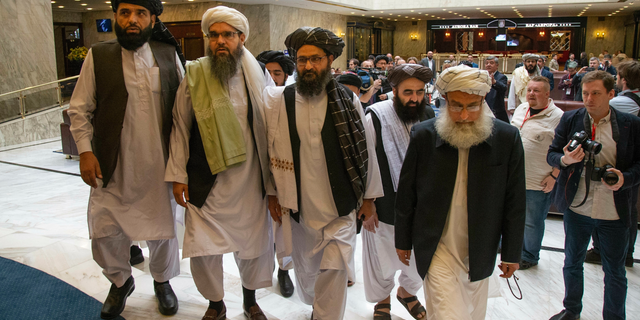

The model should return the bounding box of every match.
[68,0,184,318]
[363,64,434,320]
[264,27,383,319]
[257,50,295,87]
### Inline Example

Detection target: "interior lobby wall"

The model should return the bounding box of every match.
[268,4,348,69]
[585,15,632,57]
[394,21,428,60]
[53,11,82,23]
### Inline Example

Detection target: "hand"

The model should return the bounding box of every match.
[397,249,411,266]
[357,199,377,227]
[578,67,587,74]
[362,210,379,233]
[562,143,585,165]
[603,168,624,191]
[335,67,342,74]
[268,195,282,224]
[498,262,519,278]
[373,79,382,90]
[79,151,102,188]
[379,94,388,100]
[172,182,189,208]
[491,73,496,85]
[540,175,556,193]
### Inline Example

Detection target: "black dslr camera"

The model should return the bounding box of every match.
[567,131,602,155]
[591,164,619,186]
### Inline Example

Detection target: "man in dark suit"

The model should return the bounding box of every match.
[420,50,437,83]
[395,66,526,320]
[538,56,555,90]
[547,71,640,320]
[484,55,509,122]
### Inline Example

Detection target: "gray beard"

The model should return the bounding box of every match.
[208,42,244,83]
[435,106,494,149]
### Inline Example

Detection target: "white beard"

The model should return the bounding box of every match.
[435,105,494,149]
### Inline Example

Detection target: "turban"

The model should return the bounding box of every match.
[111,0,163,15]
[201,6,250,40]
[387,64,433,88]
[336,73,362,89]
[435,65,492,96]
[522,53,540,62]
[111,0,187,67]
[566,61,578,69]
[256,50,295,75]
[284,27,345,59]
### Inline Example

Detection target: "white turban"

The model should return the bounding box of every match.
[201,6,250,40]
[435,65,492,97]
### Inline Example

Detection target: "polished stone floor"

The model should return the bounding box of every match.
[0,138,639,320]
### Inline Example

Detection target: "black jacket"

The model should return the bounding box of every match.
[547,107,640,227]
[395,119,526,281]
[485,71,509,123]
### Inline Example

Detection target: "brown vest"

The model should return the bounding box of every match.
[92,39,180,187]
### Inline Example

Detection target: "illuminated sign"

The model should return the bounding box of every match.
[431,24,486,29]
[518,22,581,28]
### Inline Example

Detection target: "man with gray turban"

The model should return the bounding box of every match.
[395,66,526,320]
[164,6,274,320]
[68,0,184,318]
[362,64,435,320]
[264,27,383,320]
[508,53,541,117]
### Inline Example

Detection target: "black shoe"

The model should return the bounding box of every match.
[584,248,602,265]
[550,309,580,320]
[626,256,634,268]
[130,245,144,265]
[101,276,135,319]
[277,269,294,298]
[154,280,179,315]
[519,260,538,270]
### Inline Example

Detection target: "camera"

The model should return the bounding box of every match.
[591,164,619,186]
[567,130,602,155]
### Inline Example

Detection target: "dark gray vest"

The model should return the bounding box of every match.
[92,39,179,187]
[283,84,358,223]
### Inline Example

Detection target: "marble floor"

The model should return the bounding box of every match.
[1,138,639,320]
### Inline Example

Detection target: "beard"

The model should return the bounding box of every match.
[435,105,494,149]
[525,64,537,74]
[296,65,333,97]
[208,41,244,83]
[115,22,153,51]
[393,95,427,123]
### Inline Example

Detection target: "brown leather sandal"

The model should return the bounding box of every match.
[397,295,426,319]
[373,303,392,320]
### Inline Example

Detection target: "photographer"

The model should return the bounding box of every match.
[547,71,640,320]
[571,57,600,102]
[371,55,393,102]
[600,54,617,77]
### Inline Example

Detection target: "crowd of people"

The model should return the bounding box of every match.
[66,1,640,319]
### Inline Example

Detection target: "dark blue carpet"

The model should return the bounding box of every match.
[0,257,125,320]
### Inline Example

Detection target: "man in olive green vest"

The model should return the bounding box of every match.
[68,0,184,318]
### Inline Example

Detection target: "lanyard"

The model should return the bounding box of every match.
[592,122,596,140]
[520,105,548,129]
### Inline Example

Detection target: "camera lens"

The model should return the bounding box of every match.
[603,171,619,186]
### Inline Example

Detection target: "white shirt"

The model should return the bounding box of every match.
[511,99,564,190]
[610,89,640,116]
[68,43,184,240]
[570,112,618,220]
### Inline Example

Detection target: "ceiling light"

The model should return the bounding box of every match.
[412,17,415,19]
[105,0,110,3]
[350,12,354,14]
[87,8,92,10]
[380,11,383,13]
[58,5,63,7]
[51,0,55,2]
[411,10,414,12]
[443,9,446,11]
[81,3,87,6]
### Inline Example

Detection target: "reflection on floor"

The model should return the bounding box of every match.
[0,139,639,320]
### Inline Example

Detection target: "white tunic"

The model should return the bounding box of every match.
[424,148,490,320]
[68,43,184,241]
[164,67,274,259]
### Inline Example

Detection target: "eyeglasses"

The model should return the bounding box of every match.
[208,31,241,40]
[296,55,327,66]
[446,99,484,113]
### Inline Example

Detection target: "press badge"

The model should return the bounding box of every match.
[566,88,571,95]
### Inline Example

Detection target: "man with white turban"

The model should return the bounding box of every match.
[508,53,541,118]
[264,27,383,320]
[395,65,526,320]
[164,6,274,320]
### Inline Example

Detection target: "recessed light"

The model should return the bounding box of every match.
[87,8,92,10]
[58,5,63,7]
[105,1,110,3]
[81,3,87,6]
[350,12,354,14]
[51,0,55,3]
[395,19,398,21]
[412,17,415,19]
[380,11,383,13]
[411,10,414,12]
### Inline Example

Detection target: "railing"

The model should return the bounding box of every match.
[0,76,79,124]
[420,53,528,74]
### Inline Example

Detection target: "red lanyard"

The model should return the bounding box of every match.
[520,105,548,129]
[592,123,596,140]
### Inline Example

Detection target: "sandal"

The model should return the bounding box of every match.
[373,303,391,320]
[396,295,426,320]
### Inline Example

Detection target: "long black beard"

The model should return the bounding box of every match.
[114,22,153,51]
[393,95,427,123]
[208,41,244,83]
[526,64,537,75]
[296,65,333,97]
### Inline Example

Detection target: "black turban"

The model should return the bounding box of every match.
[374,55,389,66]
[111,0,163,15]
[111,0,186,67]
[284,27,345,59]
[387,64,433,88]
[336,73,362,89]
[256,50,295,76]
